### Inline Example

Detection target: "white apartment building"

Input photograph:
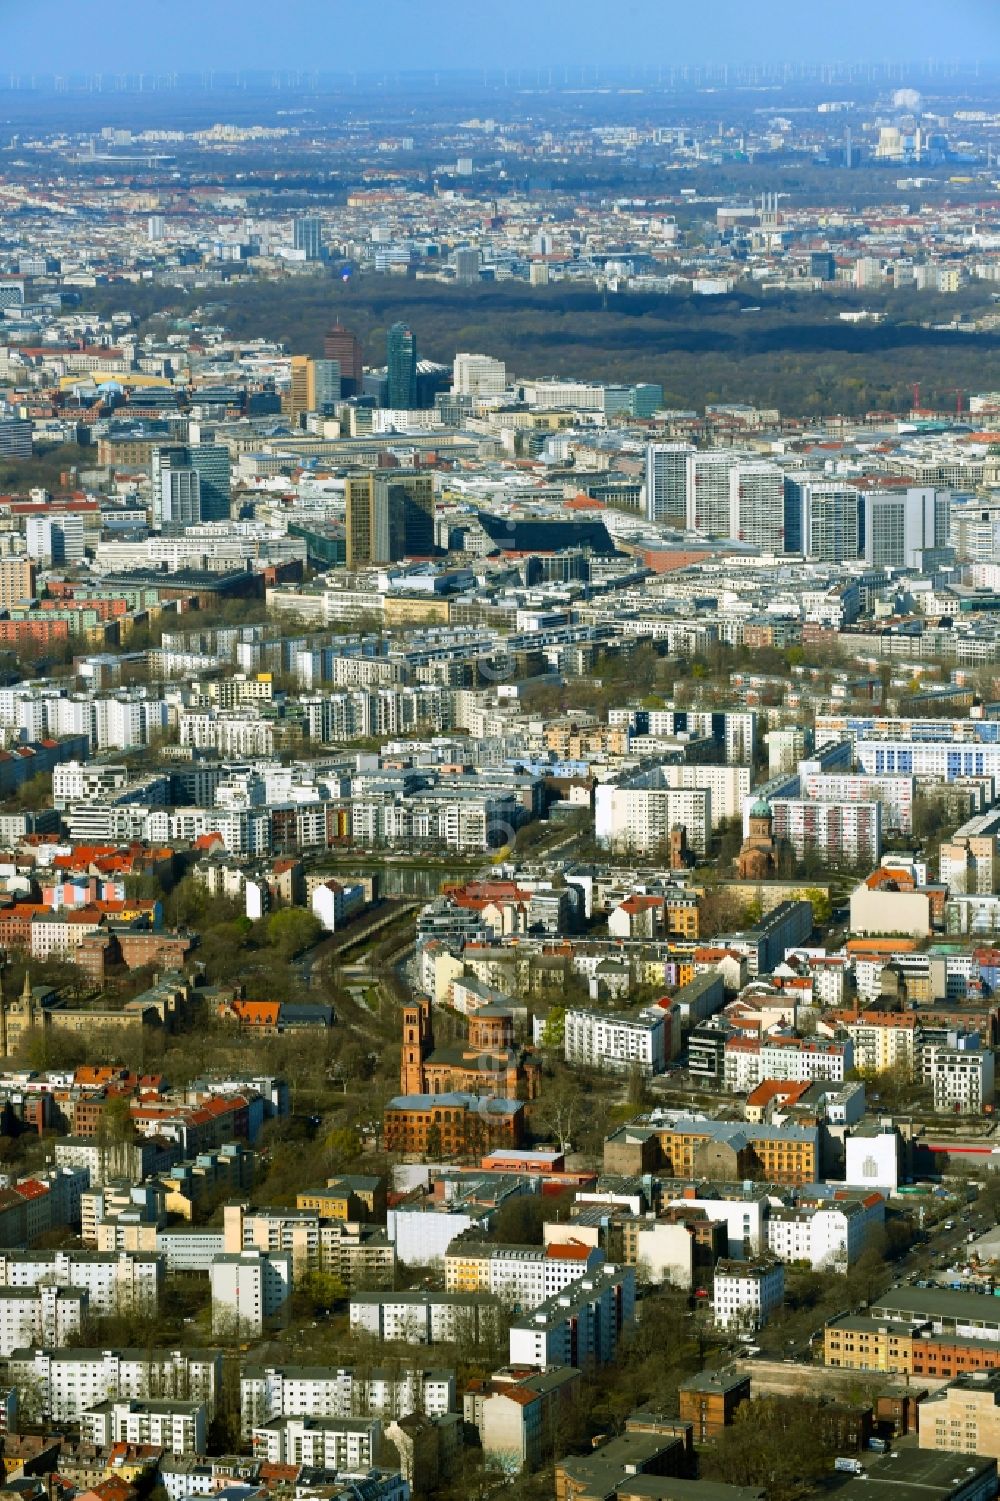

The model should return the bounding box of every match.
[770,798,882,866]
[507,1266,636,1370]
[659,763,751,822]
[594,778,711,855]
[7,1347,222,1424]
[563,1007,666,1076]
[444,1241,605,1305]
[251,1415,380,1470]
[0,1250,162,1316]
[81,1398,206,1456]
[239,1364,454,1438]
[645,443,692,526]
[209,1251,291,1336]
[348,1290,498,1345]
[52,762,129,809]
[800,772,914,834]
[686,450,739,534]
[765,1200,884,1272]
[0,1285,86,1356]
[758,1037,853,1084]
[730,462,785,552]
[932,1050,995,1115]
[712,1259,784,1331]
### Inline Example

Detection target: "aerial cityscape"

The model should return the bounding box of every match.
[8,4,1000,1501]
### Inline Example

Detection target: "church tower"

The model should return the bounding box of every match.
[400,998,433,1095]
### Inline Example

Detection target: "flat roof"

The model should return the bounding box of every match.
[869,1288,1000,1330]
[834,1447,996,1501]
[619,1482,764,1501]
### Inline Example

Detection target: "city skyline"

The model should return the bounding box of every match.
[3,0,1000,75]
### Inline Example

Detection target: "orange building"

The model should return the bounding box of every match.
[383,1092,525,1157]
[678,1370,752,1441]
[824,1315,1000,1379]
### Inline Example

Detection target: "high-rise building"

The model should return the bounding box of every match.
[289,357,343,423]
[645,443,693,526]
[784,477,861,562]
[24,516,84,566]
[345,470,435,568]
[153,444,229,526]
[687,451,737,534]
[452,353,506,399]
[730,462,785,552]
[152,446,202,534]
[386,323,418,410]
[0,557,34,609]
[324,325,364,397]
[189,445,232,524]
[293,216,323,261]
[159,468,201,535]
[289,356,312,423]
[453,247,481,283]
[861,487,951,570]
[0,420,31,460]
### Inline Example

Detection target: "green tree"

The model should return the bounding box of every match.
[264,908,323,960]
[539,1006,566,1049]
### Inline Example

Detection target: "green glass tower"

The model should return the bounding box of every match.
[386,321,417,409]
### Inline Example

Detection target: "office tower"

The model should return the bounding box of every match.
[310,359,341,415]
[862,487,951,570]
[293,216,323,261]
[289,357,343,423]
[24,516,84,566]
[189,444,232,524]
[386,323,418,410]
[324,324,364,397]
[0,420,31,460]
[452,353,506,399]
[147,215,165,242]
[159,469,201,535]
[645,443,693,526]
[810,251,836,281]
[686,451,737,534]
[345,470,435,568]
[289,356,312,423]
[784,477,861,562]
[453,247,481,284]
[630,383,664,418]
[729,462,785,552]
[152,446,202,533]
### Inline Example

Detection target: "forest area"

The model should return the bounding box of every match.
[109,272,1000,418]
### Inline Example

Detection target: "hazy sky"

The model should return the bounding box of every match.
[3,0,1000,75]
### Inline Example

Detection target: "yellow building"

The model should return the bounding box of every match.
[383,596,451,627]
[824,1316,913,1374]
[920,1373,1000,1458]
[444,1242,492,1293]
